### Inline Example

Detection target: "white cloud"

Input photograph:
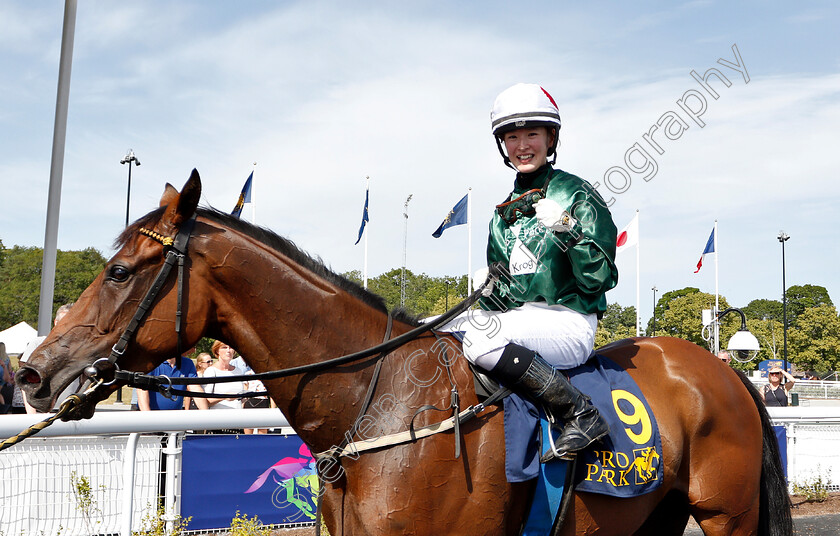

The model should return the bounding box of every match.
[1,1,838,329]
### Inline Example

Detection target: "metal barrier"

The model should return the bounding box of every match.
[0,409,290,535]
[767,407,840,492]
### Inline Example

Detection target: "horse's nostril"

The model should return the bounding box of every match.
[19,368,42,385]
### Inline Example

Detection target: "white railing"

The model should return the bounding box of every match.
[0,409,290,536]
[767,407,840,492]
[1,407,839,535]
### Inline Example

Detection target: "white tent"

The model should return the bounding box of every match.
[0,322,38,355]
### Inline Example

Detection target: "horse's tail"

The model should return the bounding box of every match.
[734,369,793,536]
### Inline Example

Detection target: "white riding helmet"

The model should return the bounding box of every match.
[490,83,562,167]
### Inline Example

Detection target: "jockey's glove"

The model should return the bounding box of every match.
[534,198,576,233]
[473,266,494,297]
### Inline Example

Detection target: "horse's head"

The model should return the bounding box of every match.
[17,170,204,419]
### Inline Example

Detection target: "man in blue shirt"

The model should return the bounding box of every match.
[138,349,209,411]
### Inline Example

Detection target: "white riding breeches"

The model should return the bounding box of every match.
[440,302,598,371]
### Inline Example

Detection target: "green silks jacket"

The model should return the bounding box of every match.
[483,165,618,317]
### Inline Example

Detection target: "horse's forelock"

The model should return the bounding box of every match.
[113,207,166,250]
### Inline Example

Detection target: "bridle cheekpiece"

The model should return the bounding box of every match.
[84,216,197,386]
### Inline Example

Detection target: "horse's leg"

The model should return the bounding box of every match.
[557,492,664,536]
[686,386,763,535]
[631,490,691,535]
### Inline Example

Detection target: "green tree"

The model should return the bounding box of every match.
[742,298,783,323]
[744,317,784,366]
[645,287,700,336]
[786,284,833,326]
[341,269,468,318]
[0,245,107,329]
[788,304,840,375]
[657,290,737,349]
[595,303,637,347]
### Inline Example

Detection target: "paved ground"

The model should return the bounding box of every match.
[684,514,840,535]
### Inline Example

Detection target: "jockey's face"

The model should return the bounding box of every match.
[502,127,553,173]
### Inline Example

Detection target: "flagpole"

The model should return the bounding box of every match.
[468,188,473,294]
[251,162,256,224]
[714,219,719,354]
[364,176,369,289]
[635,209,640,337]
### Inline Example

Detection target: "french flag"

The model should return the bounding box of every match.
[694,228,715,273]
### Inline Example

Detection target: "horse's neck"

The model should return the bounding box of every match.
[205,231,387,356]
[200,229,410,447]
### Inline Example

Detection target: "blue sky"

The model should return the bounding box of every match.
[1,1,838,327]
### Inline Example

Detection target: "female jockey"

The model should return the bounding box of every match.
[462,83,618,460]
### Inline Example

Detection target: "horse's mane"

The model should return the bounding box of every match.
[117,206,421,326]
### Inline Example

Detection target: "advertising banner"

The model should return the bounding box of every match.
[181,434,318,530]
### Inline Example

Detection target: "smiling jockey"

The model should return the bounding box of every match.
[458,83,618,460]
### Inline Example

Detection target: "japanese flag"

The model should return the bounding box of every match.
[616,213,639,253]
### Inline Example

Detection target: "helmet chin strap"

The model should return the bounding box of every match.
[495,136,517,170]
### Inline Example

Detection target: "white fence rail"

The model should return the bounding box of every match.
[0,409,290,536]
[767,407,840,492]
[1,407,838,535]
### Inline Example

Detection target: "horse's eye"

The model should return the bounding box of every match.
[108,265,130,282]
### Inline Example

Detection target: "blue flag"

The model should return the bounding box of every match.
[432,194,468,238]
[231,171,253,219]
[355,188,369,245]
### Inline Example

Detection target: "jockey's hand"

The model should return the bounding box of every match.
[473,266,494,297]
[534,198,576,233]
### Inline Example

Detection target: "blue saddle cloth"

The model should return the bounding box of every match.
[504,353,663,497]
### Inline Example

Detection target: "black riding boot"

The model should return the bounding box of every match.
[492,343,609,461]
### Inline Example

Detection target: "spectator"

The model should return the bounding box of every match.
[189,353,213,410]
[763,366,796,406]
[195,353,213,377]
[243,373,275,434]
[0,343,12,414]
[717,350,731,365]
[230,354,277,433]
[137,347,209,411]
[10,380,27,414]
[203,341,246,410]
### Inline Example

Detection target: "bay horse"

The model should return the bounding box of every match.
[18,170,791,536]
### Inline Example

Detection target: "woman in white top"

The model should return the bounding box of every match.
[203,340,246,409]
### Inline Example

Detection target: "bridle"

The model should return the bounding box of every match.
[84,216,197,388]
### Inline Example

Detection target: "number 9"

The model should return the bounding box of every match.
[611,389,652,445]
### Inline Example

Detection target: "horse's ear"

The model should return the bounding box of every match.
[160,184,179,207]
[161,169,201,228]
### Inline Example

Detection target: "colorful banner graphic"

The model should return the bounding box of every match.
[181,434,317,530]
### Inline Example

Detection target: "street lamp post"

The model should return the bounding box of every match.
[444,278,451,310]
[116,149,139,403]
[778,231,790,373]
[651,286,658,336]
[400,194,413,307]
[120,149,140,228]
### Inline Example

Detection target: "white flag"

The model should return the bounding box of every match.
[616,213,639,252]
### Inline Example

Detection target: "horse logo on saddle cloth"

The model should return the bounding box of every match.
[497,352,663,534]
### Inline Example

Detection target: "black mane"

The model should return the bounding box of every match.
[118,206,421,326]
